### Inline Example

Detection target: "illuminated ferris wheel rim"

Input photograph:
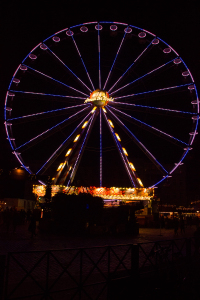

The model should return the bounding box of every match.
[4,21,199,189]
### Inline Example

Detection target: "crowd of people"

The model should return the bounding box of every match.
[0,207,36,237]
[159,214,200,233]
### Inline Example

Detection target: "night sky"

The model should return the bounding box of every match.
[1,0,200,193]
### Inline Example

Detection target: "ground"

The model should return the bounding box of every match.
[0,221,197,254]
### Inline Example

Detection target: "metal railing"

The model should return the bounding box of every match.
[1,237,199,300]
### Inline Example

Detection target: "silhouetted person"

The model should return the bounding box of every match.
[180,216,185,234]
[19,209,26,224]
[12,207,18,233]
[28,215,36,238]
[26,209,31,223]
[4,207,12,233]
[173,217,179,235]
[194,225,200,255]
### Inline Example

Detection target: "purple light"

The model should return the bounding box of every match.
[103,30,127,90]
[40,44,48,50]
[9,89,86,100]
[52,36,60,42]
[67,112,96,186]
[109,106,189,146]
[100,108,102,187]
[19,65,27,71]
[191,100,200,105]
[8,92,15,97]
[108,39,156,93]
[107,106,168,174]
[138,32,146,38]
[12,78,20,84]
[110,25,118,31]
[47,46,92,92]
[8,103,88,121]
[163,48,171,54]
[110,59,176,95]
[98,27,101,89]
[173,58,182,64]
[29,54,37,60]
[24,65,89,96]
[71,36,95,90]
[36,111,92,174]
[114,83,191,99]
[113,101,195,115]
[103,110,136,187]
[152,39,159,45]
[124,27,132,33]
[182,71,190,77]
[188,85,195,90]
[113,22,128,26]
[15,106,89,150]
[66,30,74,36]
[80,26,88,32]
[95,24,103,30]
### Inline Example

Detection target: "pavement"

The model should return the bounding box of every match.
[0,222,197,255]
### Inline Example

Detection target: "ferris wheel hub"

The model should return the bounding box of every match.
[85,89,114,107]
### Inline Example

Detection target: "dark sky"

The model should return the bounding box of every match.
[0,0,200,191]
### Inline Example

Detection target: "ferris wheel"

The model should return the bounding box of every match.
[4,21,199,188]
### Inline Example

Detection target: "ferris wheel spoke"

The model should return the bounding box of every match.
[98,25,101,89]
[103,29,127,91]
[43,44,92,93]
[108,106,189,146]
[70,33,95,91]
[110,58,177,95]
[107,106,168,174]
[36,111,92,174]
[7,104,89,122]
[15,106,90,151]
[56,114,94,184]
[102,109,137,187]
[67,111,97,186]
[112,101,196,116]
[100,108,102,187]
[108,39,154,93]
[8,90,86,101]
[23,64,89,97]
[114,83,192,100]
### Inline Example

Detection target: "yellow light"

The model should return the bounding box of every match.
[57,163,63,171]
[108,119,114,128]
[65,148,72,156]
[137,178,144,187]
[115,133,121,141]
[91,107,97,113]
[102,107,107,113]
[82,121,88,128]
[52,177,55,181]
[129,162,136,171]
[122,147,128,156]
[73,134,80,142]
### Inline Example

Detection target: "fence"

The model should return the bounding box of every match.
[0,237,199,300]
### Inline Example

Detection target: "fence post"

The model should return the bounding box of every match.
[0,255,6,300]
[131,244,139,280]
